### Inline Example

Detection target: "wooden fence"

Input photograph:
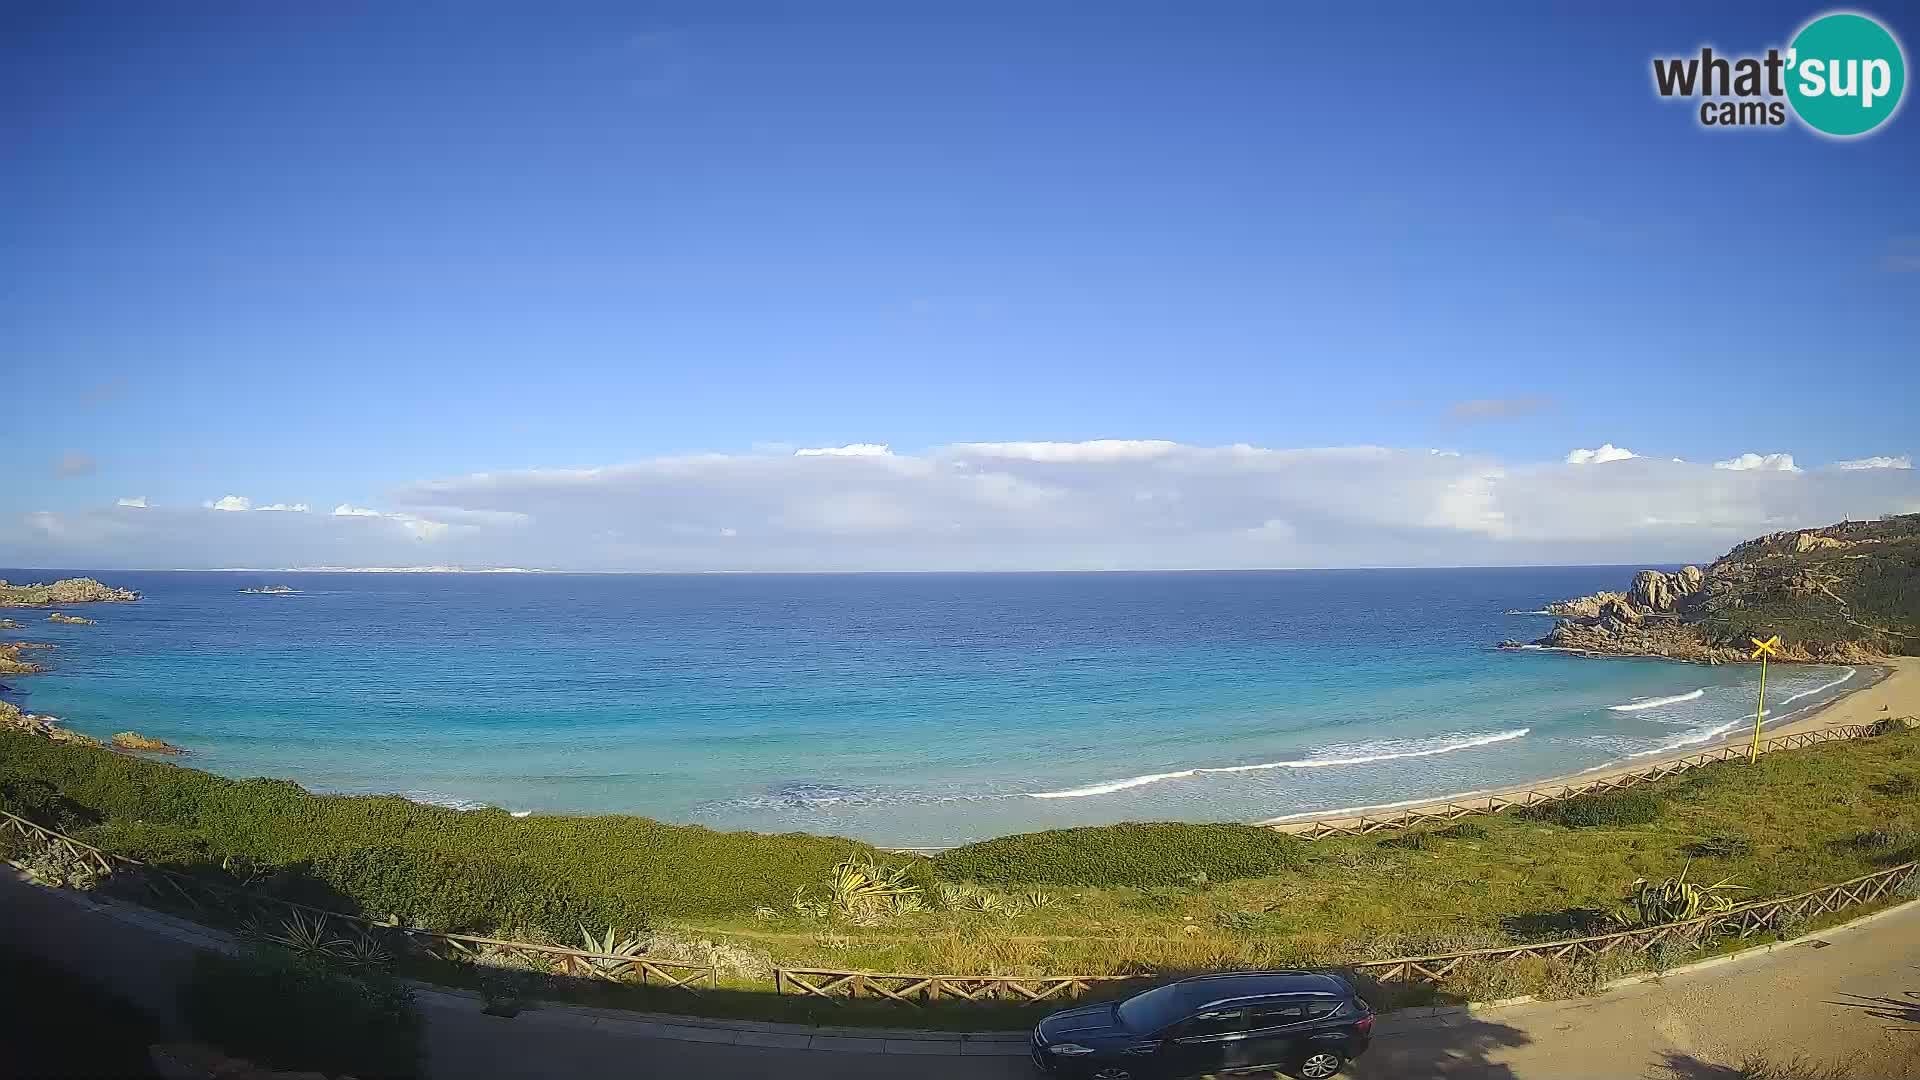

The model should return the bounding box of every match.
[0,810,717,991]
[1350,859,1917,987]
[1274,720,1903,840]
[775,969,1143,1006]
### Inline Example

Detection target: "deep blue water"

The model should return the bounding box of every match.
[0,568,1868,846]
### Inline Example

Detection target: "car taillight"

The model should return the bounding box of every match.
[1353,1014,1374,1035]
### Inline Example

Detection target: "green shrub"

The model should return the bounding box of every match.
[1435,821,1490,841]
[934,822,1305,887]
[183,949,419,1079]
[1871,773,1917,797]
[1681,835,1753,859]
[1377,830,1431,851]
[1524,789,1662,828]
[0,730,881,927]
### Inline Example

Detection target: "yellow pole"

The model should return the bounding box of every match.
[1748,652,1769,764]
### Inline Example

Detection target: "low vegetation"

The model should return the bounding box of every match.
[183,949,419,1079]
[933,822,1308,887]
[1,723,1916,1027]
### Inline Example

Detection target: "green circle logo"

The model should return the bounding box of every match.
[1787,12,1906,137]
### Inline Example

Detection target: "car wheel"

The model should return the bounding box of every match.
[1295,1051,1345,1078]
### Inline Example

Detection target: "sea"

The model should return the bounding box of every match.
[0,567,1872,847]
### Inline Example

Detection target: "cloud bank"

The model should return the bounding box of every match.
[6,440,1918,571]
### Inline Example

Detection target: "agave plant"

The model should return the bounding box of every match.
[821,853,917,910]
[579,925,647,976]
[267,909,344,957]
[1626,863,1749,927]
[332,929,394,969]
[1022,889,1059,912]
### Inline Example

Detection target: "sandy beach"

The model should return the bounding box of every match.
[1262,656,1920,830]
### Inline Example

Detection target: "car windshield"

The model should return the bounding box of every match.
[1115,984,1189,1032]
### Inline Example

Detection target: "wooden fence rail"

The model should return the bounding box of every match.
[1349,860,1917,986]
[1273,720,1904,840]
[0,811,717,991]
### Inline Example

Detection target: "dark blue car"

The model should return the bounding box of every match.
[1030,971,1374,1079]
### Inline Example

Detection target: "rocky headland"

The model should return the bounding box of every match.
[0,577,139,607]
[1504,514,1920,664]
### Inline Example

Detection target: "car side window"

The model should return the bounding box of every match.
[1176,1009,1246,1038]
[1247,1002,1309,1028]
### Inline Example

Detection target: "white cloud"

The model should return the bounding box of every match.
[116,496,148,509]
[204,495,252,512]
[256,503,310,513]
[793,443,892,457]
[1714,452,1801,473]
[12,439,1920,571]
[1834,455,1912,470]
[950,440,1180,463]
[1565,444,1638,465]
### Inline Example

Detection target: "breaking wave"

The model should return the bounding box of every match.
[1608,688,1705,712]
[1026,728,1531,800]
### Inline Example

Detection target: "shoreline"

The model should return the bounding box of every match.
[1257,657,1912,829]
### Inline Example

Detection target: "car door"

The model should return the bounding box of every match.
[1162,1008,1247,1078]
[1222,1000,1310,1072]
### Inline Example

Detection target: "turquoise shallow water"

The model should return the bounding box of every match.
[0,567,1868,846]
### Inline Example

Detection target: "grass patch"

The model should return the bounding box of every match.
[1522,788,1663,828]
[933,822,1306,887]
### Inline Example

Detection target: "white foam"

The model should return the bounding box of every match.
[510,810,532,818]
[1027,728,1530,800]
[1608,688,1705,712]
[1778,667,1856,706]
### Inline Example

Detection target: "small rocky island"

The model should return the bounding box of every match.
[47,612,96,625]
[0,577,139,607]
[1505,514,1920,664]
[239,584,298,595]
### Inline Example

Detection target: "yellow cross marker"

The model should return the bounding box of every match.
[1748,636,1782,763]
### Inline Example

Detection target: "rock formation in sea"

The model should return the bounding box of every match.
[0,577,140,607]
[47,612,96,625]
[0,642,53,675]
[1504,515,1920,663]
[0,699,100,748]
[239,584,298,594]
[111,731,186,754]
[0,618,23,630]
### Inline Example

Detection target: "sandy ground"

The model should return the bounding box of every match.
[1262,656,1920,830]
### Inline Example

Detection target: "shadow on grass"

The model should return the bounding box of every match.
[1500,906,1614,940]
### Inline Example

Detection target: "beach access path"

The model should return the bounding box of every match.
[1259,655,1920,832]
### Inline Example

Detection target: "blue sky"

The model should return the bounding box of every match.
[2,3,1916,570]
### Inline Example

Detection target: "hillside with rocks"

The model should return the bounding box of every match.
[1506,514,1920,663]
[0,578,139,607]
